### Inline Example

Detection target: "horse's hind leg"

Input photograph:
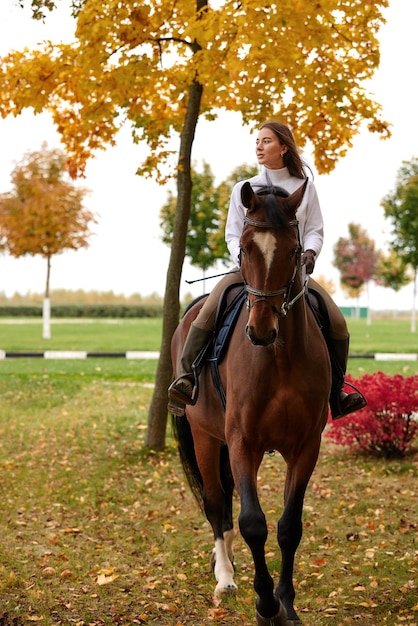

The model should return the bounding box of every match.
[195,436,237,599]
[211,441,236,597]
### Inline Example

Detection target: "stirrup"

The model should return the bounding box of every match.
[168,398,186,417]
[331,381,367,420]
[168,375,198,406]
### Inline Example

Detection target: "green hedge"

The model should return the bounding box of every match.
[0,304,164,318]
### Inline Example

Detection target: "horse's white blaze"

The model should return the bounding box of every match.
[253,231,276,273]
[213,536,237,599]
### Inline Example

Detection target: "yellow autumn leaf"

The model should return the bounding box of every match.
[96,568,119,585]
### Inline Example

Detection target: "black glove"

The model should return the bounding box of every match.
[302,249,316,275]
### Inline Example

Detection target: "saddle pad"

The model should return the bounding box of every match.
[213,290,246,363]
[306,287,330,335]
[207,284,245,410]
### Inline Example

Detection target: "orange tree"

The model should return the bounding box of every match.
[0,144,95,338]
[1,0,390,448]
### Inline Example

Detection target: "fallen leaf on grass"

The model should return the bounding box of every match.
[96,572,119,585]
[154,602,177,613]
[96,567,119,585]
[208,607,229,620]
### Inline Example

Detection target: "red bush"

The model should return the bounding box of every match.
[326,372,418,458]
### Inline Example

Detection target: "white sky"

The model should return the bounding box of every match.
[0,1,417,310]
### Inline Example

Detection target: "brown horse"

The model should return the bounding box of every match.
[171,181,331,625]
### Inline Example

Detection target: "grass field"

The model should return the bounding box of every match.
[1,317,417,377]
[0,316,416,354]
[0,317,417,625]
[0,318,162,352]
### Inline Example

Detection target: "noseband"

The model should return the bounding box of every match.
[242,216,308,318]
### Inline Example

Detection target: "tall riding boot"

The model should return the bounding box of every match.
[168,325,212,416]
[329,337,367,420]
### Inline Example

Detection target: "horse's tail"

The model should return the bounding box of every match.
[172,415,205,510]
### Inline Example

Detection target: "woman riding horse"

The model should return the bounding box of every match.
[172,178,331,624]
[168,120,366,419]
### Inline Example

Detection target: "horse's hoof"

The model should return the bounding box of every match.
[215,583,237,596]
[255,601,287,626]
[214,581,238,606]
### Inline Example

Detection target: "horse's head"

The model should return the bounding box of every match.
[239,181,307,346]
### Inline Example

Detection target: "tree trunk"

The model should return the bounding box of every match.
[145,79,204,450]
[43,255,52,340]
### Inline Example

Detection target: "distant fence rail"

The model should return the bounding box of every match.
[0,351,417,360]
[0,350,160,359]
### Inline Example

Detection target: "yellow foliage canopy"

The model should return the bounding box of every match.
[0,0,390,180]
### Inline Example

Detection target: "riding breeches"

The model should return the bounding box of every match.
[191,271,349,342]
[192,269,243,331]
[308,278,349,341]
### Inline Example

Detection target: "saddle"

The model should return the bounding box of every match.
[205,282,246,410]
[306,287,330,336]
[195,284,330,411]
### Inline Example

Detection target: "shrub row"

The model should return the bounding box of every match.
[0,304,164,318]
[327,372,418,458]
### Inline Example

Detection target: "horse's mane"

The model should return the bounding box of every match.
[254,185,292,230]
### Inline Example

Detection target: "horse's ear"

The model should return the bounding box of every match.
[288,179,308,212]
[241,182,254,209]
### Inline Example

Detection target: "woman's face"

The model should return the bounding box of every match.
[255,127,287,169]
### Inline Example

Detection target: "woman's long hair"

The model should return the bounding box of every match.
[260,120,311,179]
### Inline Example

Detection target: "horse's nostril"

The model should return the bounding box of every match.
[246,324,277,346]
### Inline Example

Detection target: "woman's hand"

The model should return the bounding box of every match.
[302,249,316,274]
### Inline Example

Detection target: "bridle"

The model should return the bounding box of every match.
[242,215,308,318]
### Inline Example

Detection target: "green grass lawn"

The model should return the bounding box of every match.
[346,317,418,355]
[0,317,417,624]
[0,316,416,355]
[0,368,416,625]
[0,318,162,352]
[1,316,417,376]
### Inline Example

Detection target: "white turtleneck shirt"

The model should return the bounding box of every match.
[225,167,324,267]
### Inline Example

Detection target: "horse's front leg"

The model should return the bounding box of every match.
[275,486,305,624]
[238,474,287,626]
[276,445,321,624]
